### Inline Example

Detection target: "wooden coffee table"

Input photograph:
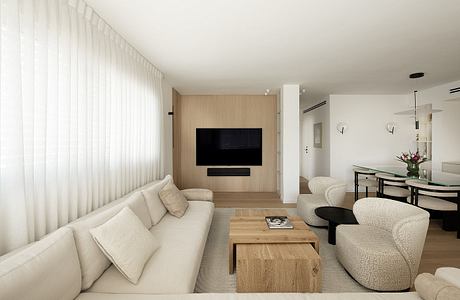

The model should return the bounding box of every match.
[228,209,320,274]
[236,243,321,292]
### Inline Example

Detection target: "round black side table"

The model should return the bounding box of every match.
[315,207,358,245]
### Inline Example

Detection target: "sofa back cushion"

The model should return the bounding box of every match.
[68,183,155,290]
[125,191,152,229]
[0,227,81,300]
[142,175,171,225]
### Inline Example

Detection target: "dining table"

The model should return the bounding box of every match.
[353,164,460,187]
[353,163,460,239]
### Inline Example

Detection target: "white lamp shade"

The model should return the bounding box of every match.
[336,122,348,134]
[386,122,396,134]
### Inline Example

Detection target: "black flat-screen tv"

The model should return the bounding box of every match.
[196,128,262,166]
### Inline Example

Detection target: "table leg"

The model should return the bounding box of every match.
[229,241,235,274]
[354,172,358,202]
[312,240,320,253]
[328,221,337,245]
[457,193,460,239]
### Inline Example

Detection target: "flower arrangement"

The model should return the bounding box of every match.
[396,150,427,164]
[396,150,427,175]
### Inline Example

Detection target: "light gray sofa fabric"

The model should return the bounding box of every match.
[87,200,215,294]
[77,292,422,300]
[67,181,159,290]
[181,188,214,201]
[0,227,81,300]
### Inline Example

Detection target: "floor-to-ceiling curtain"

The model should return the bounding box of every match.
[0,0,164,255]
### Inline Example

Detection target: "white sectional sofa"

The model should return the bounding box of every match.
[0,176,215,300]
[1,175,459,300]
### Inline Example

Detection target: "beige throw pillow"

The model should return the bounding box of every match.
[159,181,189,218]
[90,207,160,284]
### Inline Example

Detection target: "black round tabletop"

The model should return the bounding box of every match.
[315,207,358,225]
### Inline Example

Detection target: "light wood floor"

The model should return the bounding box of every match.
[213,191,460,275]
[214,192,296,208]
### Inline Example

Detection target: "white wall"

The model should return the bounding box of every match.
[329,95,414,191]
[162,80,173,176]
[280,84,299,203]
[418,80,460,170]
[300,98,330,179]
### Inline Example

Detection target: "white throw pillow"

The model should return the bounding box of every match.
[142,175,172,225]
[90,207,160,284]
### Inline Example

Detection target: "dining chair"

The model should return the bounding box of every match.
[353,168,378,201]
[406,179,460,238]
[375,172,410,201]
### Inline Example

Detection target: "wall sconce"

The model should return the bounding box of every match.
[336,122,348,134]
[386,122,396,134]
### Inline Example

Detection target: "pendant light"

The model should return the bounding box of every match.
[409,72,424,130]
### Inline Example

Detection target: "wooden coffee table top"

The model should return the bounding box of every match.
[230,209,319,245]
[228,208,320,273]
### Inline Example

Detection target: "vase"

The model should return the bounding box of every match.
[406,162,420,177]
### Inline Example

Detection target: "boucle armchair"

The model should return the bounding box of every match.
[297,177,347,226]
[336,197,430,291]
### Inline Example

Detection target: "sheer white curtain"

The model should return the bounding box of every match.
[0,0,164,255]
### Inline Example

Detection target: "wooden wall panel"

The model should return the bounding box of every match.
[172,89,182,187]
[176,95,277,192]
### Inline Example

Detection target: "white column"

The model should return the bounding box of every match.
[280,84,300,203]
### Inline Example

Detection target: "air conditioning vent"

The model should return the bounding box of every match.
[303,100,327,114]
[449,87,460,94]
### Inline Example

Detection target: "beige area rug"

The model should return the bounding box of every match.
[195,208,370,293]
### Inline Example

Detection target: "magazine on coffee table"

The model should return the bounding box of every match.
[265,216,294,229]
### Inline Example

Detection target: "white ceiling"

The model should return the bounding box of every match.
[87,0,460,101]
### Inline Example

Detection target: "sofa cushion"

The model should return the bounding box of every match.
[125,191,153,228]
[90,207,160,284]
[68,180,160,290]
[0,227,81,300]
[159,181,189,218]
[435,267,460,287]
[76,292,423,300]
[88,201,215,294]
[414,273,460,300]
[142,175,171,225]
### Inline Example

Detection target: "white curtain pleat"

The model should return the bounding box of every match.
[0,0,164,255]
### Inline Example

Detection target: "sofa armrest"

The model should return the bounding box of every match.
[415,273,460,300]
[181,189,213,202]
[435,267,460,288]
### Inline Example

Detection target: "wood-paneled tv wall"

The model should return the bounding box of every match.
[173,95,277,192]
